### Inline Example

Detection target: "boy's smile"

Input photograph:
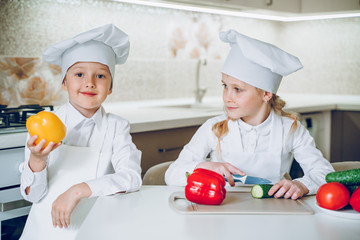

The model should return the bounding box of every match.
[80,91,97,97]
[62,62,112,118]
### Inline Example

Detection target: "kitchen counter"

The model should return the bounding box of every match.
[102,94,360,133]
[281,93,360,113]
[75,186,360,240]
[2,94,359,148]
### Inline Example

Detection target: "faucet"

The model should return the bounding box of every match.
[194,57,207,105]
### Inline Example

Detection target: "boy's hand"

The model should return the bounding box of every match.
[51,183,92,228]
[268,179,309,200]
[27,135,61,172]
[195,162,245,187]
[25,135,62,195]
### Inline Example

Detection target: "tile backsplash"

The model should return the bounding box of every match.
[1,0,359,106]
[0,57,67,107]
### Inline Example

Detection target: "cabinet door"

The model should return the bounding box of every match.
[132,126,200,176]
[164,0,301,12]
[225,0,301,12]
[331,111,360,162]
[300,111,331,160]
[301,0,360,13]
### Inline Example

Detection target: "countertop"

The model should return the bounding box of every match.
[1,94,359,149]
[75,185,360,240]
[102,94,360,133]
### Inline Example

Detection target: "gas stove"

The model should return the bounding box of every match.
[0,104,54,134]
[0,104,54,237]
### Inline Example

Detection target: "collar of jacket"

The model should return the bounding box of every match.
[237,110,272,136]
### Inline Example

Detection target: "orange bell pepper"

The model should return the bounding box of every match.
[26,111,66,148]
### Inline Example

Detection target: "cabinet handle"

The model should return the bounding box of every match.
[158,147,183,153]
[266,0,273,6]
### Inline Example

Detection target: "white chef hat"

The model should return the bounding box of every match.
[43,24,130,81]
[220,29,303,94]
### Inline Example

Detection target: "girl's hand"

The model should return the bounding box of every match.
[27,135,61,172]
[268,180,309,200]
[51,183,92,228]
[195,162,245,187]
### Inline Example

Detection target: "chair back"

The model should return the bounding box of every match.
[331,161,360,172]
[143,161,174,185]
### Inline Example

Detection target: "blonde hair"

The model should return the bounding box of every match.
[212,94,298,161]
[269,94,298,134]
[212,117,229,162]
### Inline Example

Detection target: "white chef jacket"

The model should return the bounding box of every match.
[165,110,334,195]
[20,102,142,203]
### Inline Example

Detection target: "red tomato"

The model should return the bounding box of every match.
[316,182,350,210]
[350,186,360,213]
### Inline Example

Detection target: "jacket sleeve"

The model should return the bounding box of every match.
[20,134,49,203]
[290,122,334,195]
[85,119,142,197]
[165,119,215,186]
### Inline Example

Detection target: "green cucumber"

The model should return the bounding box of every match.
[325,168,360,185]
[251,184,274,199]
[346,185,359,194]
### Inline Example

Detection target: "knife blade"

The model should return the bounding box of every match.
[225,174,272,184]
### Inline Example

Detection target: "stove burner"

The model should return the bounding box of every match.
[0,104,54,132]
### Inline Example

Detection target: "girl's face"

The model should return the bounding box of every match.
[62,62,112,118]
[222,74,271,125]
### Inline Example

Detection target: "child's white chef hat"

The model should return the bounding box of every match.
[43,24,129,80]
[220,29,303,94]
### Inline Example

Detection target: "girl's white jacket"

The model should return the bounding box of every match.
[165,111,334,195]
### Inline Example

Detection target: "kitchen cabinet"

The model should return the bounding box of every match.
[300,110,360,163]
[300,111,332,161]
[165,0,360,13]
[330,110,360,162]
[291,110,360,179]
[301,0,360,13]
[132,125,200,176]
[169,0,302,12]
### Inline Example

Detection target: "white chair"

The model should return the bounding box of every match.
[142,161,174,185]
[331,161,360,172]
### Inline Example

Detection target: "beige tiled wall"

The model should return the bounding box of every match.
[1,0,359,106]
[277,18,360,96]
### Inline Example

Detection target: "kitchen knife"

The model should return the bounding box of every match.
[225,174,272,184]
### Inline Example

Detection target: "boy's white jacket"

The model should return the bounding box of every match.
[20,104,142,202]
[165,111,334,195]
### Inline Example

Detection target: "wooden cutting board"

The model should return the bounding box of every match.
[169,191,314,215]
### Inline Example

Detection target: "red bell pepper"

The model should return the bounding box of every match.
[185,168,226,205]
[350,186,360,213]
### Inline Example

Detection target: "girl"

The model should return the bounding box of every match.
[165,29,334,200]
[20,24,142,239]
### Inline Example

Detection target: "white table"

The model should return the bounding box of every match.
[75,186,360,240]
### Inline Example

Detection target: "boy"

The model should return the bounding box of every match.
[20,24,142,239]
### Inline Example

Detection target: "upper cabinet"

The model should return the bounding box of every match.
[172,0,301,12]
[301,0,360,13]
[166,0,360,13]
